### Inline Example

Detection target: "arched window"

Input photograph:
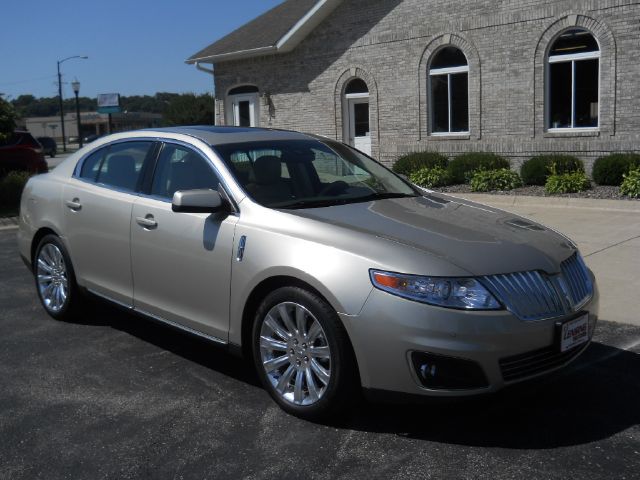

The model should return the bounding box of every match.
[547,29,600,130]
[345,78,368,95]
[343,78,371,155]
[429,47,469,134]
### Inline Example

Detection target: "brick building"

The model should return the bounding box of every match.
[187,0,640,171]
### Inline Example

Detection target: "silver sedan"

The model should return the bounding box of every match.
[18,126,598,419]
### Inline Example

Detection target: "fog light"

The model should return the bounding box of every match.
[411,352,489,390]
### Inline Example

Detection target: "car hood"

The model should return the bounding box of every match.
[288,193,576,276]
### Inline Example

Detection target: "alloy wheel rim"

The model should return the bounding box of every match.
[36,244,68,313]
[259,302,332,406]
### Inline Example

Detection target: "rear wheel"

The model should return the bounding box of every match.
[34,234,83,321]
[252,286,358,420]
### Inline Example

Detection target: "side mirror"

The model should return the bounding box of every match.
[172,189,226,213]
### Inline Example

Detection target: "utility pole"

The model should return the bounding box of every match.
[56,55,88,152]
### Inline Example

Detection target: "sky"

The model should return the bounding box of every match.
[0,0,283,101]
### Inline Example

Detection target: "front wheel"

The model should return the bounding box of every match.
[252,286,358,420]
[34,234,83,321]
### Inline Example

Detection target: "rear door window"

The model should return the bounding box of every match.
[79,149,106,181]
[96,142,153,192]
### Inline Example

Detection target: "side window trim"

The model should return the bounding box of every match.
[72,138,159,195]
[143,140,229,203]
[138,141,163,195]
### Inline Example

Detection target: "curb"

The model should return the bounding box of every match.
[450,193,640,213]
[0,217,19,231]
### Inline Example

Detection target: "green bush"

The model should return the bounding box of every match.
[545,171,591,194]
[470,169,522,192]
[447,153,510,184]
[0,171,31,213]
[392,152,448,176]
[520,155,584,186]
[592,153,640,186]
[620,168,640,198]
[409,166,452,188]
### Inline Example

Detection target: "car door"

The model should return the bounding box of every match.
[130,141,239,341]
[63,140,156,306]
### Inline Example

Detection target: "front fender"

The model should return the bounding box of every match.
[227,224,374,345]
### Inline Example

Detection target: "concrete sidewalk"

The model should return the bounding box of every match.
[456,193,640,326]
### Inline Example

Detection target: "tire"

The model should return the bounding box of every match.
[34,234,83,321]
[252,286,359,420]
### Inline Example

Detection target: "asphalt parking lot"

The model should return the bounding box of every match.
[1,229,639,479]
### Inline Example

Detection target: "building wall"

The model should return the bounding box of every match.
[213,0,640,171]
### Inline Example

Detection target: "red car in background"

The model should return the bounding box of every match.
[0,131,48,177]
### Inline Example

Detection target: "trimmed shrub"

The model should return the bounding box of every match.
[392,151,448,176]
[447,153,509,184]
[592,153,640,186]
[521,155,584,186]
[545,171,591,194]
[470,169,522,192]
[0,170,30,212]
[620,168,640,198]
[409,166,452,188]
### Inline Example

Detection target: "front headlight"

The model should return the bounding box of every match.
[370,269,501,310]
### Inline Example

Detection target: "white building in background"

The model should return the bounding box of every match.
[23,111,162,142]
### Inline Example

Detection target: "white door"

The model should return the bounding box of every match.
[229,94,258,127]
[347,96,371,156]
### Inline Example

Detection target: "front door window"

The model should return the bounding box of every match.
[227,86,259,127]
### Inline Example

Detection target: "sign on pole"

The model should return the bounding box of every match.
[97,93,121,114]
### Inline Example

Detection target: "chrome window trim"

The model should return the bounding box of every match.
[71,136,242,210]
[72,136,161,179]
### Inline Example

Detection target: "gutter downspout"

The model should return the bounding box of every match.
[195,62,217,125]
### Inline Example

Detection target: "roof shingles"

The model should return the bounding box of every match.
[187,0,318,62]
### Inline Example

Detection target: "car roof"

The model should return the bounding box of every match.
[142,125,316,146]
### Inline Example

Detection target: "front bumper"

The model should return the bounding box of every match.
[341,278,599,396]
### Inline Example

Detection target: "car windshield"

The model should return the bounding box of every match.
[213,139,419,209]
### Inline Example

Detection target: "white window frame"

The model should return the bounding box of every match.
[429,64,470,136]
[546,44,601,132]
[226,92,260,127]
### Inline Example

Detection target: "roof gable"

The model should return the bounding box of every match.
[187,0,342,64]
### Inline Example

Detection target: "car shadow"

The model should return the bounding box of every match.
[76,297,261,388]
[335,340,640,449]
[74,300,639,448]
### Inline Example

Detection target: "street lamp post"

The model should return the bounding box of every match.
[71,79,82,148]
[57,55,88,152]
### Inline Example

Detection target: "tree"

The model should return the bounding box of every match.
[0,97,16,142]
[163,93,214,126]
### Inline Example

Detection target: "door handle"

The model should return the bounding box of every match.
[65,198,82,211]
[136,215,157,229]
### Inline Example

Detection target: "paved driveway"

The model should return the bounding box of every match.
[1,229,639,479]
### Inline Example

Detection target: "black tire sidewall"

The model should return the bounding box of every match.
[251,286,357,419]
[34,234,80,321]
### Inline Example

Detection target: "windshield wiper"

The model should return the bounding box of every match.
[355,192,419,201]
[276,192,418,210]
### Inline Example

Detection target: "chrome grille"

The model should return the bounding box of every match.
[560,252,593,308]
[481,253,593,321]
